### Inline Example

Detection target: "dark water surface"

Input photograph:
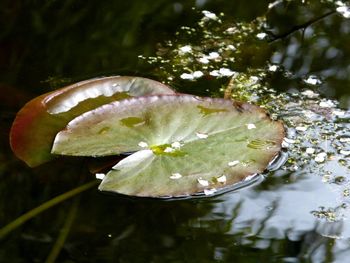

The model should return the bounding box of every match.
[1,1,350,262]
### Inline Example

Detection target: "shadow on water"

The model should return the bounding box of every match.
[1,0,350,262]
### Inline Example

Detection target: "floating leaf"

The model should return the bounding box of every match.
[52,95,284,198]
[10,76,175,167]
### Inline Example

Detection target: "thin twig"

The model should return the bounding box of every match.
[269,10,336,42]
[0,180,98,240]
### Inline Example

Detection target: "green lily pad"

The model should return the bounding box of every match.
[52,95,284,198]
[10,76,175,167]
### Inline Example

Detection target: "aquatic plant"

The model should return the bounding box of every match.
[10,76,284,198]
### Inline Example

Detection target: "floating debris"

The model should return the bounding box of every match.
[179,45,192,53]
[180,71,204,80]
[296,126,308,132]
[340,137,350,143]
[303,75,322,85]
[336,2,350,18]
[301,89,319,99]
[306,147,315,154]
[202,10,219,20]
[333,110,345,116]
[315,152,327,163]
[319,100,336,108]
[256,32,267,39]
[340,150,350,156]
[268,65,278,72]
[180,73,195,80]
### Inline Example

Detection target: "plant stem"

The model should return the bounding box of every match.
[0,180,99,240]
[224,77,235,99]
[45,197,80,263]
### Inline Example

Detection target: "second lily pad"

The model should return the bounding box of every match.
[9,76,174,167]
[52,95,284,198]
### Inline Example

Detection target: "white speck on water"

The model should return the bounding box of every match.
[319,100,336,108]
[333,110,345,116]
[219,68,236,76]
[284,138,296,144]
[217,175,227,183]
[315,152,327,163]
[246,123,256,130]
[198,57,210,64]
[228,160,240,167]
[208,52,220,59]
[202,10,218,20]
[204,188,217,195]
[209,70,220,76]
[95,173,105,180]
[292,165,299,171]
[226,27,236,34]
[296,126,308,132]
[138,141,148,148]
[196,132,208,139]
[180,71,203,80]
[171,141,182,148]
[306,147,315,154]
[340,150,350,156]
[336,5,350,18]
[268,65,278,72]
[170,173,182,179]
[250,76,259,82]
[340,137,350,143]
[179,45,192,53]
[303,75,321,85]
[282,141,289,148]
[282,137,296,148]
[197,177,209,186]
[256,32,267,39]
[301,89,319,98]
[180,73,194,80]
[227,44,236,50]
[193,71,204,78]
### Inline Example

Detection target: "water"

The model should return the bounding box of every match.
[1,0,350,262]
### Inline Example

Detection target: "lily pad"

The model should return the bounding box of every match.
[52,95,284,198]
[10,76,175,167]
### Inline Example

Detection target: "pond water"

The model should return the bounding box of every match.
[1,0,350,262]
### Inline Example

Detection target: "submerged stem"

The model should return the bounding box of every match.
[45,197,80,263]
[0,180,98,240]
